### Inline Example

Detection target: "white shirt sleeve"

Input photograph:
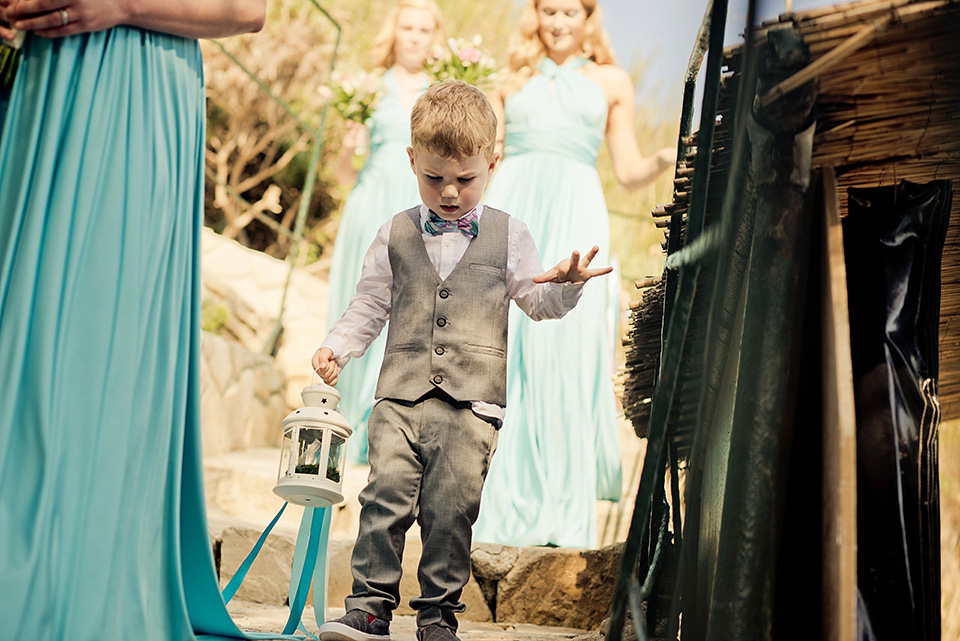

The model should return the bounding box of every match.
[319,207,586,369]
[506,217,585,320]
[320,220,394,368]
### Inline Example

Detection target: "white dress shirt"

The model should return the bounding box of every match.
[322,203,585,421]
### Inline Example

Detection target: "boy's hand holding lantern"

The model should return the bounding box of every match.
[311,347,340,386]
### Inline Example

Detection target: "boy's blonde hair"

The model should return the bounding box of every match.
[410,80,498,161]
[499,0,615,96]
[370,0,446,71]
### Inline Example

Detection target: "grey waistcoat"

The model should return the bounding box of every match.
[375,206,510,405]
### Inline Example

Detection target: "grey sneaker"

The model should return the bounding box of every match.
[319,609,390,641]
[416,624,459,641]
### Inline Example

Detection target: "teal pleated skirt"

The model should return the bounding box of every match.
[0,29,270,640]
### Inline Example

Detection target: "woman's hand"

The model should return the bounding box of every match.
[3,0,265,39]
[1,1,18,41]
[4,0,125,37]
[342,120,369,153]
[335,120,369,185]
[656,146,678,171]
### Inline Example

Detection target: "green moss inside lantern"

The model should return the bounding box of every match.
[326,464,340,483]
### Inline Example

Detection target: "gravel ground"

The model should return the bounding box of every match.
[226,602,592,641]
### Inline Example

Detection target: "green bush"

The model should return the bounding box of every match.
[201,298,230,334]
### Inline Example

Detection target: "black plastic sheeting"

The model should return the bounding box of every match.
[842,180,951,641]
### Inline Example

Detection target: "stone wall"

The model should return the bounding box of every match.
[200,331,288,458]
[201,227,328,409]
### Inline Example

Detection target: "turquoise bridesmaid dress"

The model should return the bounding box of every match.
[325,68,426,464]
[0,29,289,640]
[474,57,622,549]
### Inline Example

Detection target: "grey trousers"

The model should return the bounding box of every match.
[345,394,499,630]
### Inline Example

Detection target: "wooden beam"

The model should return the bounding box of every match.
[819,166,858,641]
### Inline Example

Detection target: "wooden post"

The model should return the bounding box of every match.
[819,166,858,641]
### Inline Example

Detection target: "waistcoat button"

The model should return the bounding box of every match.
[433,374,443,384]
[439,289,449,299]
[435,346,445,355]
[437,317,446,327]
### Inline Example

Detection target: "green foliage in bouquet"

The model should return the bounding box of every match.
[1,29,26,93]
[425,36,497,88]
[320,70,382,124]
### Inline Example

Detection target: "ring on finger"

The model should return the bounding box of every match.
[58,8,69,26]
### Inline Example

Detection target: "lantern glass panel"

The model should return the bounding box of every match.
[326,434,346,483]
[295,428,325,475]
[279,427,294,478]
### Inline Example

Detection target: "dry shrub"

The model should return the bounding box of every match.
[201,1,340,259]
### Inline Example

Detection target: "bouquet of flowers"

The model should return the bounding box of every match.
[319,70,382,125]
[425,36,497,88]
[1,26,26,93]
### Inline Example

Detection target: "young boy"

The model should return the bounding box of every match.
[312,79,611,641]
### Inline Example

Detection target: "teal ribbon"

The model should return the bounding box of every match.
[220,503,332,639]
[221,503,289,604]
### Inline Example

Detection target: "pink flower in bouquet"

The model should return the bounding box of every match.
[456,46,482,65]
[425,36,497,88]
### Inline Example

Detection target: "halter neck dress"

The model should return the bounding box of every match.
[325,68,427,464]
[475,57,622,549]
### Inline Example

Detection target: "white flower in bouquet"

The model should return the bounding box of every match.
[425,35,497,88]
[322,70,382,125]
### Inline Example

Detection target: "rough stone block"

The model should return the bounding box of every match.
[472,543,520,580]
[220,525,297,606]
[494,543,623,630]
[200,331,287,458]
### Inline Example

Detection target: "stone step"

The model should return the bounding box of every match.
[226,602,595,641]
[211,516,624,630]
[204,447,632,629]
[213,517,494,622]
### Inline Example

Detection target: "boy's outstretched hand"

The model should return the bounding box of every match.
[311,347,340,386]
[533,246,613,284]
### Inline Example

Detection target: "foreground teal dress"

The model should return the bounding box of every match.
[0,29,275,640]
[474,57,622,549]
[326,69,426,464]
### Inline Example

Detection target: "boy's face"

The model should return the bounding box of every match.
[407,146,499,221]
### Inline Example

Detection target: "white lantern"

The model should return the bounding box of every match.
[273,383,353,507]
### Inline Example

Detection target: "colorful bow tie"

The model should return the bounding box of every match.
[424,210,479,238]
